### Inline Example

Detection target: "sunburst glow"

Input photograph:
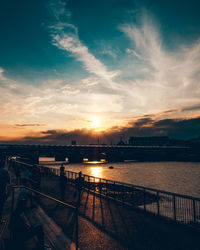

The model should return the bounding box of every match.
[92,116,100,129]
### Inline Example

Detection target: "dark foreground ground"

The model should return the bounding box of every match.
[2,169,200,250]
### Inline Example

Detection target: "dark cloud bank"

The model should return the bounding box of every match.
[2,116,200,145]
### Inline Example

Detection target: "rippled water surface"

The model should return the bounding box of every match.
[40,159,200,197]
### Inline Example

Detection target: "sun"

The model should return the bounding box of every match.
[92,116,100,129]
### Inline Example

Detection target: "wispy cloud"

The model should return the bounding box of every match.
[181,104,200,112]
[14,124,45,127]
[119,12,200,114]
[49,1,119,88]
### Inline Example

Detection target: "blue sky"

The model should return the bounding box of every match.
[0,0,200,142]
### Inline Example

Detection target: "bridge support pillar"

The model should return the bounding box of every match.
[68,154,83,163]
[106,155,124,162]
[27,154,39,165]
[55,154,66,162]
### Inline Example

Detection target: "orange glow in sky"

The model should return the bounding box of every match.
[92,116,100,129]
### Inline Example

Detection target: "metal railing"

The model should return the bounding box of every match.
[10,159,200,228]
[10,185,79,250]
[47,166,200,227]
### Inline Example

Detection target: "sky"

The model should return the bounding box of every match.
[0,0,200,144]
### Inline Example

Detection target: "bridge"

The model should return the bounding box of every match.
[0,144,197,163]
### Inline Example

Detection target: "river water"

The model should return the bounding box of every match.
[39,158,200,198]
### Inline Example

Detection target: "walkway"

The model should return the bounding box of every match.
[38,175,200,250]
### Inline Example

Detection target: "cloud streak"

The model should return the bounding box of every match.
[49,1,119,88]
[119,12,200,115]
[14,124,45,127]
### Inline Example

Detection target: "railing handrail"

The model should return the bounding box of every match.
[10,159,200,230]
[15,160,37,167]
[14,159,200,202]
[62,169,200,202]
[11,185,76,210]
[10,184,79,250]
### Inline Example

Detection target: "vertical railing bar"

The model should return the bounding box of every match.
[183,197,185,223]
[184,197,186,223]
[121,184,124,203]
[184,198,185,223]
[113,181,116,199]
[193,199,196,224]
[157,191,160,216]
[185,198,187,223]
[173,195,176,221]
[143,188,146,211]
[99,178,102,194]
[171,194,173,219]
[188,199,190,223]
[183,198,185,223]
[75,204,79,250]
[11,186,15,214]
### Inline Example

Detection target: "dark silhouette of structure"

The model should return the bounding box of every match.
[1,142,199,163]
[129,136,169,146]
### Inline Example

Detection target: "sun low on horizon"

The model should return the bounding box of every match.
[91,116,100,130]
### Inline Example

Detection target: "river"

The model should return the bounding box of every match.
[39,158,200,198]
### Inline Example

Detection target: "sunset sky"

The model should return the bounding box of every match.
[0,0,200,144]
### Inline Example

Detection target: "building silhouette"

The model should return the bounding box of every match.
[129,136,169,146]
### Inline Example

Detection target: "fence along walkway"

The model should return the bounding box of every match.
[11,160,200,249]
[47,166,200,227]
[34,167,200,250]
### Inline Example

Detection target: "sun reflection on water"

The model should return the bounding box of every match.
[90,166,103,179]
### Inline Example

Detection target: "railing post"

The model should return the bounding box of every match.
[132,187,135,206]
[143,188,146,211]
[157,191,160,215]
[88,176,90,187]
[113,182,116,199]
[11,186,15,214]
[75,205,79,250]
[193,199,196,223]
[99,178,102,194]
[173,195,176,221]
[122,185,125,203]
